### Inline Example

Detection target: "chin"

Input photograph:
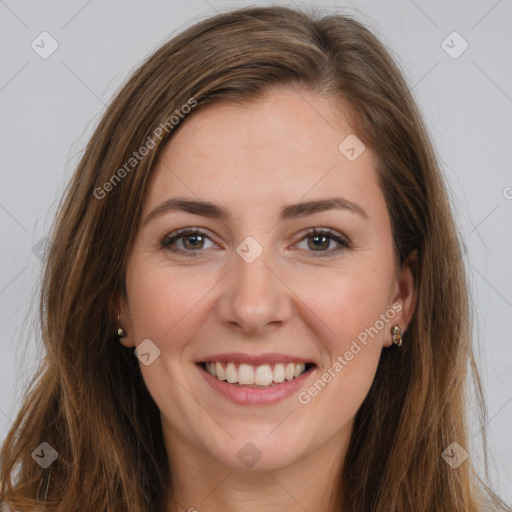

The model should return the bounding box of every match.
[208,428,311,472]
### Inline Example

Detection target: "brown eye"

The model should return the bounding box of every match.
[181,233,206,250]
[296,228,350,258]
[161,228,216,256]
[307,233,331,251]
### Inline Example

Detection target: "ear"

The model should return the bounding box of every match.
[111,288,135,348]
[385,249,418,347]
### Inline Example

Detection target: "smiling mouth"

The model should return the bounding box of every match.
[199,361,316,388]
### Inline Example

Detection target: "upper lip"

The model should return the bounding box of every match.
[197,352,315,366]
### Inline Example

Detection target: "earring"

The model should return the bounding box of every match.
[391,325,402,347]
[117,315,126,338]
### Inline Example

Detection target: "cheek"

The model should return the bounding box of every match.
[125,263,210,349]
[298,275,388,435]
[124,264,215,430]
[304,261,394,350]
[298,264,392,410]
[319,262,396,410]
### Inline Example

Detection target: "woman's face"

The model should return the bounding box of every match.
[118,88,416,473]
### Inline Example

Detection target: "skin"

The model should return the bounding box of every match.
[115,88,417,512]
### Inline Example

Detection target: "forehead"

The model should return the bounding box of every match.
[144,89,382,219]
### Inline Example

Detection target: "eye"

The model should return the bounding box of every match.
[294,228,350,258]
[161,227,349,258]
[161,228,217,257]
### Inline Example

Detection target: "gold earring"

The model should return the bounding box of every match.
[391,325,402,347]
[117,315,126,338]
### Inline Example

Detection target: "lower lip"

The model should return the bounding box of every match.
[197,364,316,405]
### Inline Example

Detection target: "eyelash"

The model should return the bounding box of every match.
[160,227,350,258]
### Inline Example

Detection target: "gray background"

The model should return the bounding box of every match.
[1,0,511,501]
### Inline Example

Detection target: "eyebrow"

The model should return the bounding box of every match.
[143,196,368,226]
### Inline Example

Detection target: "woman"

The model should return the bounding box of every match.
[1,5,509,512]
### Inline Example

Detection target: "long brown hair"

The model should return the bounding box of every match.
[1,5,509,511]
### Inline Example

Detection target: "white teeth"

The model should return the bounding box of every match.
[254,364,273,386]
[204,361,310,386]
[273,363,285,383]
[238,364,254,385]
[215,362,226,381]
[225,362,237,383]
[294,363,305,378]
[285,363,295,381]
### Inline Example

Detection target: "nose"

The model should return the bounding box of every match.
[215,242,292,336]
